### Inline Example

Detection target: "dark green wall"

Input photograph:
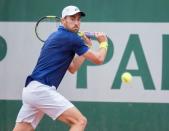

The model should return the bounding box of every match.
[0,0,169,22]
[1,100,169,131]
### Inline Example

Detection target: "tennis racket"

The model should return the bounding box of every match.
[35,16,60,42]
[35,15,95,42]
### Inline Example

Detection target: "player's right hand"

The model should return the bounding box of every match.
[95,32,107,44]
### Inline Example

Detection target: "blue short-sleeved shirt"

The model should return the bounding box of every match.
[25,26,89,88]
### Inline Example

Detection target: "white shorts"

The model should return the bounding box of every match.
[16,81,74,129]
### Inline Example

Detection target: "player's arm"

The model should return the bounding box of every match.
[83,32,108,64]
[68,34,92,74]
[68,32,108,73]
[68,55,85,74]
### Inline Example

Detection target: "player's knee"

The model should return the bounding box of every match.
[77,116,87,128]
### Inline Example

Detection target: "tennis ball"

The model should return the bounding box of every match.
[121,72,132,83]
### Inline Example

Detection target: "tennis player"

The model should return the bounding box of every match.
[13,5,108,131]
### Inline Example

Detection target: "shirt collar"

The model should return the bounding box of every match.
[58,25,69,32]
[58,25,79,37]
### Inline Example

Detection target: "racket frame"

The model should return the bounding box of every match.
[35,16,61,42]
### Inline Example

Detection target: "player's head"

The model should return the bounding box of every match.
[61,5,86,33]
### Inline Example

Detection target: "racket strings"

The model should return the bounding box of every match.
[35,16,60,42]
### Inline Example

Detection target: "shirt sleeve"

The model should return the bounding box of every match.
[73,35,89,56]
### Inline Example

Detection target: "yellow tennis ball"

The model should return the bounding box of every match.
[121,72,132,83]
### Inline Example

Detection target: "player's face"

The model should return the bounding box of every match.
[62,13,81,33]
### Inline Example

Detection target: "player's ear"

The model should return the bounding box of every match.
[61,18,65,24]
[61,17,68,24]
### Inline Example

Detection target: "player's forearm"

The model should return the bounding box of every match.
[68,55,85,74]
[92,41,108,64]
[89,48,107,64]
[98,41,108,63]
[96,48,107,64]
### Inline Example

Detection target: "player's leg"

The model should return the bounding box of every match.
[36,84,87,131]
[57,107,87,131]
[22,81,86,130]
[13,104,44,131]
[13,122,34,131]
[13,82,45,131]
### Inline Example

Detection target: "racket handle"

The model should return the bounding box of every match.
[78,32,95,38]
[84,32,95,38]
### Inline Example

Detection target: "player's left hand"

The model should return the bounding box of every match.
[82,33,92,48]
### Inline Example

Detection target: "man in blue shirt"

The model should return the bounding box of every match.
[13,5,108,131]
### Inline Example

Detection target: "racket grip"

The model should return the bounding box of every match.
[78,32,95,38]
[84,32,95,38]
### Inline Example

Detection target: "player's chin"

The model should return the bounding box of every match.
[72,28,79,33]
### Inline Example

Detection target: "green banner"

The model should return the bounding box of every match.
[0,0,169,22]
